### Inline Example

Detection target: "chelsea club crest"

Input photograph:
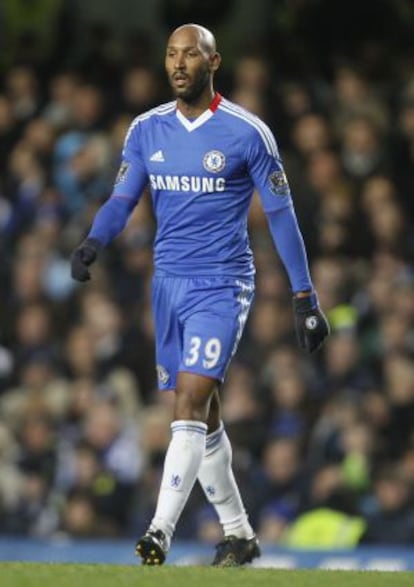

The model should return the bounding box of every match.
[203,150,226,173]
[156,364,170,385]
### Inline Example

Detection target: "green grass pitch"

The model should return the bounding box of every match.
[0,563,413,587]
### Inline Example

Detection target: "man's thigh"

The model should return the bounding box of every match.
[178,277,254,382]
[152,275,184,391]
[153,275,254,390]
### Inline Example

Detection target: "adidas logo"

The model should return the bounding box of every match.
[150,150,165,162]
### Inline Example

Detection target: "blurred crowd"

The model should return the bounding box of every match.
[1,3,414,548]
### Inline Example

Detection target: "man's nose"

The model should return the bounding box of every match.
[174,54,185,69]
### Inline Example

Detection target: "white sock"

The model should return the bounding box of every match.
[150,420,207,547]
[198,422,255,539]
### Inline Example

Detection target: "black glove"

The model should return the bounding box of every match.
[293,292,330,353]
[70,238,102,282]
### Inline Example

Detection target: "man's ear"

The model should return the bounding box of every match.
[210,52,222,73]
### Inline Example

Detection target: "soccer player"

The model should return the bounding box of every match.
[71,24,330,566]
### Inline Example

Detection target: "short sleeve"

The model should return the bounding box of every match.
[111,118,148,204]
[246,123,293,213]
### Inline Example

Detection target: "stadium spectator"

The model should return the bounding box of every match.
[360,466,414,544]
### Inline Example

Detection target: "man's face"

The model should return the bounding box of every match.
[165,29,212,102]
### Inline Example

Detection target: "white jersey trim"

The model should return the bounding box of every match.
[124,101,176,144]
[219,99,278,157]
[176,107,214,132]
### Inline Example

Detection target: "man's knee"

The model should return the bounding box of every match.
[206,388,221,432]
[174,372,217,422]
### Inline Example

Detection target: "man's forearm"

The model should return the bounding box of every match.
[88,196,136,246]
[266,205,314,295]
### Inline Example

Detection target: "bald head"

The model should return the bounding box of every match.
[168,24,217,55]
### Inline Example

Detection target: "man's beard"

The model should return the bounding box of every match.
[171,66,210,102]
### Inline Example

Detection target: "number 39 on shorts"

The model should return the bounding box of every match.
[184,336,222,369]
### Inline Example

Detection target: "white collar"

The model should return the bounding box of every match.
[176,107,214,132]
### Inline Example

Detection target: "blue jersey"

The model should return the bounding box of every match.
[111,94,293,278]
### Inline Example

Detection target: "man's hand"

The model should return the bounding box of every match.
[70,238,102,282]
[293,292,330,353]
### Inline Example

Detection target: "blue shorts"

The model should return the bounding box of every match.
[152,274,255,390]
